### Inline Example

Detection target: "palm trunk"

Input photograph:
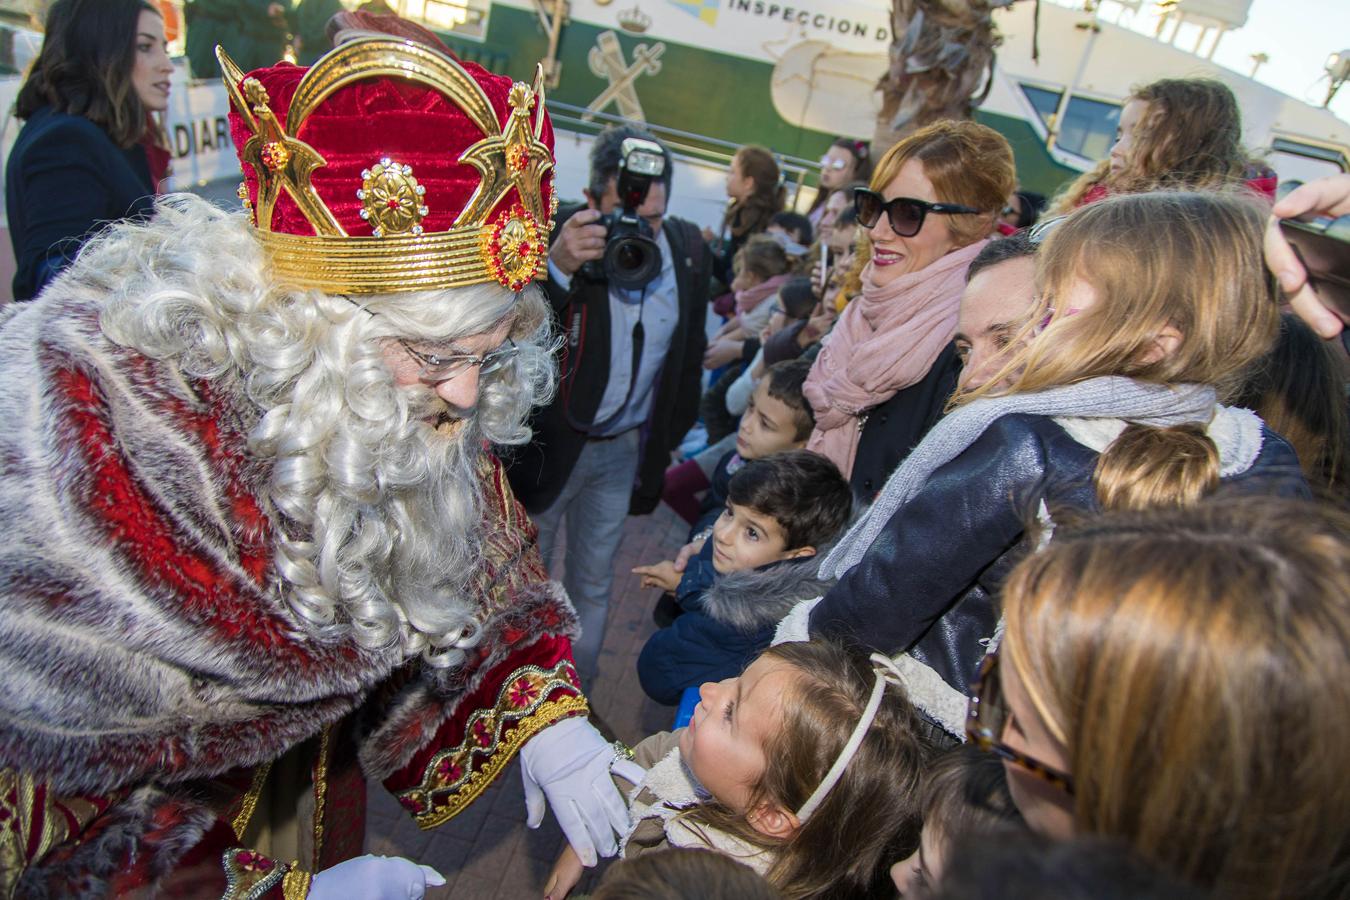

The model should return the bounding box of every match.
[873,0,1015,151]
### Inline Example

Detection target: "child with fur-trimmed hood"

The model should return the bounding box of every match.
[634,450,853,705]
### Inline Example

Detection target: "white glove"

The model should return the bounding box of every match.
[520,717,645,866]
[309,854,446,900]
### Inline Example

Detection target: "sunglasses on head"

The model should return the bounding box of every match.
[853,187,982,238]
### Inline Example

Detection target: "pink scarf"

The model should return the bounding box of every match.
[804,240,986,478]
[735,274,790,315]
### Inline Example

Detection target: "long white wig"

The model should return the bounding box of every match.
[91,193,555,668]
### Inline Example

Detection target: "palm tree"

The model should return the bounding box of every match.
[874,0,1018,150]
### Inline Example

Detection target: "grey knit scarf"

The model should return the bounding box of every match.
[819,377,1218,579]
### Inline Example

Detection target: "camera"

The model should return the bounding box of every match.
[584,137,667,291]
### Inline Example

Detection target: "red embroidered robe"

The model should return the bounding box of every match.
[0,291,585,898]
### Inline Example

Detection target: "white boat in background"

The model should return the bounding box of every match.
[0,0,1345,298]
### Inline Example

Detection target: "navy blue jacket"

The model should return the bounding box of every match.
[6,106,157,301]
[638,539,832,705]
[809,412,1309,733]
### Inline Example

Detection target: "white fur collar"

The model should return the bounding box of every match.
[1053,405,1264,478]
[623,746,775,875]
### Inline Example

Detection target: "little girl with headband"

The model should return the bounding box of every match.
[544,641,931,900]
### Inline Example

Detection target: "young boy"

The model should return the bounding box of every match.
[662,357,815,527]
[633,449,852,705]
[695,357,815,534]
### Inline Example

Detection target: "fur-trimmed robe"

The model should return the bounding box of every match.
[0,291,586,897]
[636,540,833,705]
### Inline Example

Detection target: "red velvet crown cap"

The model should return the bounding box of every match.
[226,55,556,241]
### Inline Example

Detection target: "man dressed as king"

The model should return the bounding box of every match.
[0,32,641,898]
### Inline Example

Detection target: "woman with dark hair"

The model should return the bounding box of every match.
[707,145,786,289]
[6,0,172,301]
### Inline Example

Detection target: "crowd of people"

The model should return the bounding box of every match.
[0,1,1347,899]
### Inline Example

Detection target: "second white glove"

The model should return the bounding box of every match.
[519,716,645,866]
[309,854,445,900]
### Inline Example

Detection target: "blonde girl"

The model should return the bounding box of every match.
[979,496,1350,899]
[785,190,1306,739]
[545,641,931,900]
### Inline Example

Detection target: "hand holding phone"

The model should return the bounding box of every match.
[1266,174,1350,340]
[1277,217,1350,319]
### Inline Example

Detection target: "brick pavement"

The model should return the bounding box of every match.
[364,503,692,899]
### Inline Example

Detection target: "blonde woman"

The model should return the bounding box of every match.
[978,496,1350,899]
[786,190,1307,739]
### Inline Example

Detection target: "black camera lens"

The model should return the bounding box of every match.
[604,233,662,290]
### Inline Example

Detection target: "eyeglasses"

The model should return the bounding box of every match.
[853,187,982,238]
[398,339,518,383]
[819,156,851,171]
[966,653,1075,795]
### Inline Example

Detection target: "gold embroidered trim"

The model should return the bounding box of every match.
[415,694,587,829]
[396,658,587,829]
[311,725,332,871]
[282,867,313,900]
[231,760,274,841]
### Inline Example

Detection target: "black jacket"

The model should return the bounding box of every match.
[6,107,156,301]
[506,203,710,514]
[850,341,961,502]
[809,413,1308,733]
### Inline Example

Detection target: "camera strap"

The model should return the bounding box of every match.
[584,286,647,436]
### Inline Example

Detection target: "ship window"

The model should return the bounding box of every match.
[396,0,489,40]
[1056,96,1121,161]
[1020,84,1063,129]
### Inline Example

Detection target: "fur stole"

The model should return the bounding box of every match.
[697,552,835,634]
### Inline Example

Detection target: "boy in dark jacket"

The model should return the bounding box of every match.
[690,357,816,539]
[632,450,852,704]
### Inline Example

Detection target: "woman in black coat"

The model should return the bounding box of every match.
[6,0,173,301]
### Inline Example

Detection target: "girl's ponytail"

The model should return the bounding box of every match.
[1093,423,1220,511]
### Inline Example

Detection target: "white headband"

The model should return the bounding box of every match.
[795,652,905,822]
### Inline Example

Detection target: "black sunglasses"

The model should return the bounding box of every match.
[853,187,982,237]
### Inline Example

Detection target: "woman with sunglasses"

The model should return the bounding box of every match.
[972,496,1350,899]
[787,190,1307,743]
[805,137,873,230]
[803,120,1016,499]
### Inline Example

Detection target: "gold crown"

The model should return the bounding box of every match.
[217,38,558,294]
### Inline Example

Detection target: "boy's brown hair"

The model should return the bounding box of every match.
[763,358,816,441]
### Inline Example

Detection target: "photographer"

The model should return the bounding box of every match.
[507,125,710,681]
